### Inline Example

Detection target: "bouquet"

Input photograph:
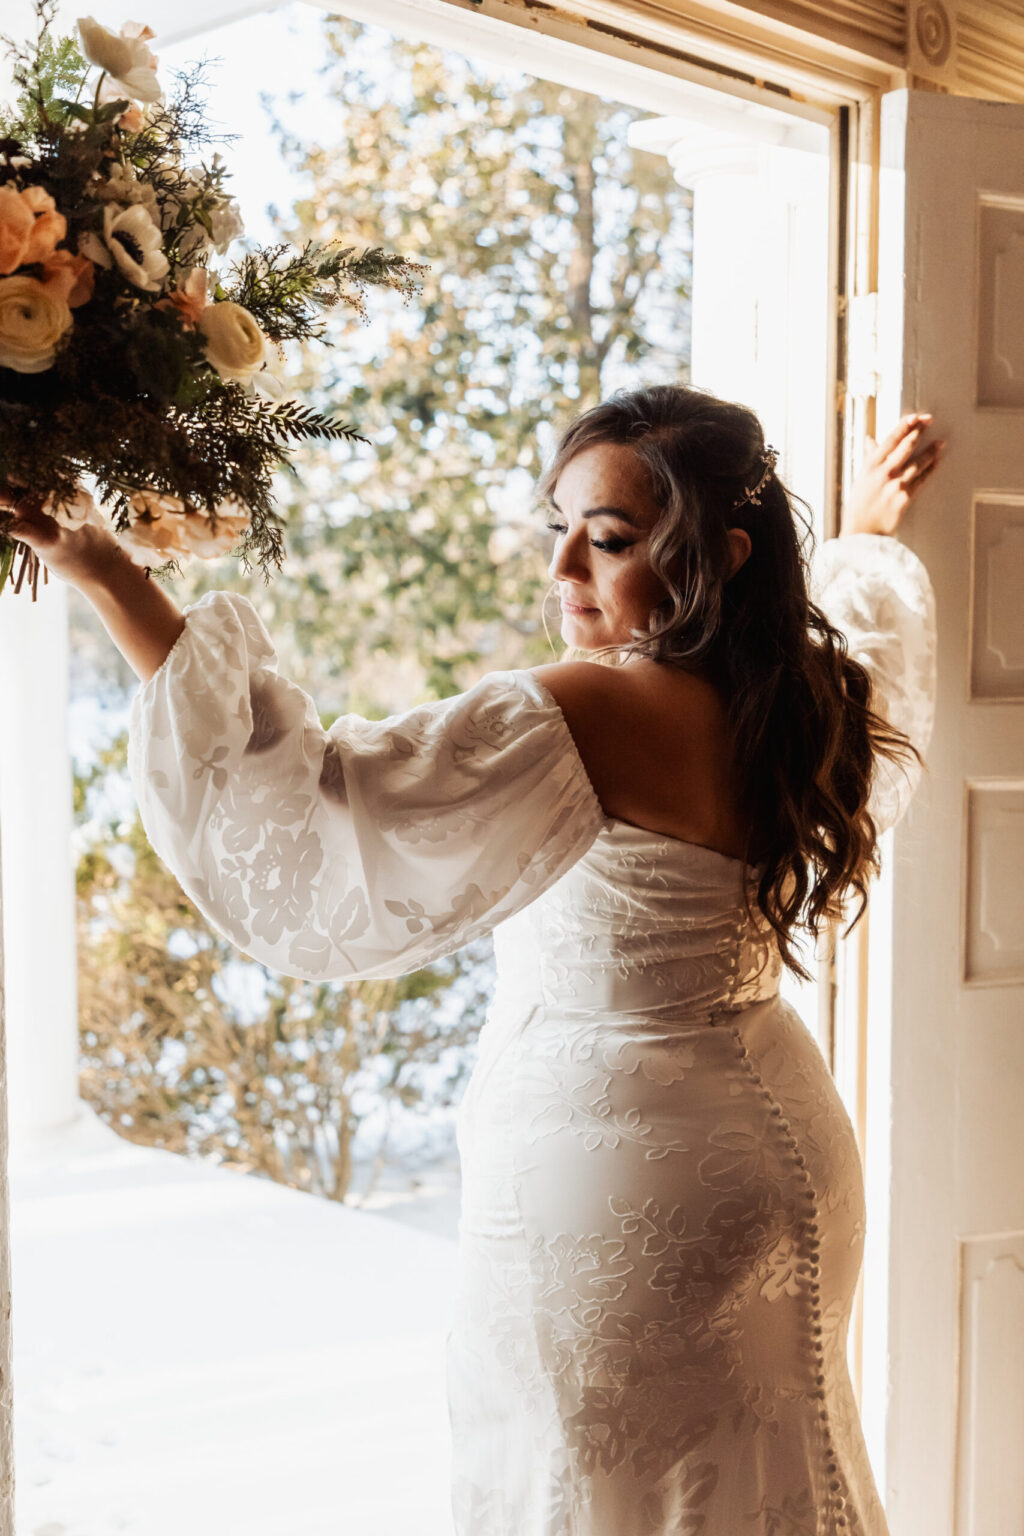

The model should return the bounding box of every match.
[0,1,426,597]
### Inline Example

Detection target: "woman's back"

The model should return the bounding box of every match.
[490,813,781,1024]
[529,657,756,863]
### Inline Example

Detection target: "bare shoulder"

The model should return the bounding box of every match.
[528,660,727,818]
[529,661,623,715]
[529,659,717,730]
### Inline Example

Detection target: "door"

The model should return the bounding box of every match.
[866,89,1024,1536]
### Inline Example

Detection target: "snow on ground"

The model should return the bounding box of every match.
[10,1108,461,1536]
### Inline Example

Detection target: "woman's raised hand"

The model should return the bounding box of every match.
[0,485,123,593]
[841,413,945,538]
[0,485,187,679]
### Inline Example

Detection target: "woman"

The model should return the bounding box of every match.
[2,385,941,1535]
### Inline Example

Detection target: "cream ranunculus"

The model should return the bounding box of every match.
[77,16,163,103]
[198,301,266,383]
[100,202,169,292]
[0,274,73,373]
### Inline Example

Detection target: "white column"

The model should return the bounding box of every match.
[0,578,82,1144]
[627,119,830,526]
[670,139,764,408]
[0,569,77,1536]
[0,821,13,1533]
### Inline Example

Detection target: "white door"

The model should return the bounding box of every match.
[867,88,1024,1536]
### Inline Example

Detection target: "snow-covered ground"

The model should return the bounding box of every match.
[10,1108,461,1536]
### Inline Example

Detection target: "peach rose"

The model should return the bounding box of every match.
[48,486,106,529]
[0,185,67,273]
[120,489,194,564]
[118,489,251,564]
[40,249,95,308]
[179,503,250,557]
[20,187,66,264]
[0,187,33,274]
[154,266,208,327]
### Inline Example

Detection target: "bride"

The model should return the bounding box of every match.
[2,384,941,1535]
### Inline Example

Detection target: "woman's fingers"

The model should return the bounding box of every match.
[887,426,926,474]
[897,439,945,485]
[2,503,58,543]
[0,487,29,514]
[0,488,48,537]
[876,412,933,467]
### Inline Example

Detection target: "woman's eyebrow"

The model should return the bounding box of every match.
[549,496,640,528]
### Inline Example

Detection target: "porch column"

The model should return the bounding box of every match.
[627,119,831,523]
[0,580,82,1145]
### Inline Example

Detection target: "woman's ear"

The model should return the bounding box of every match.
[726,527,752,578]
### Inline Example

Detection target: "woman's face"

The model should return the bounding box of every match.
[547,441,668,653]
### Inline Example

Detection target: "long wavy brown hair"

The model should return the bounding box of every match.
[535,383,921,981]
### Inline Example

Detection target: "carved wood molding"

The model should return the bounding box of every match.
[565,0,1024,102]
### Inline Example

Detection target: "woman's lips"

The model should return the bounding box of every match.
[561,600,598,614]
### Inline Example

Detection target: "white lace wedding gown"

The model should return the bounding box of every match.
[127,532,936,1536]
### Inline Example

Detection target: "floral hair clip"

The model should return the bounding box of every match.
[732,445,779,510]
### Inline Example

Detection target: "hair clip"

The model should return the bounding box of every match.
[732,445,779,510]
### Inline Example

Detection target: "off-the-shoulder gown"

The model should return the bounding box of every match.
[127,532,936,1536]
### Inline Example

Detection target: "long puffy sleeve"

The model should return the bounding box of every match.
[809,531,937,834]
[127,590,607,983]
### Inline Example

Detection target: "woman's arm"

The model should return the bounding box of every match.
[811,414,942,833]
[78,552,186,683]
[0,490,185,682]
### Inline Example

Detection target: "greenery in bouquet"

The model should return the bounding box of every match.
[0,0,426,596]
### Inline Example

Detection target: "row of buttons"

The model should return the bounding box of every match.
[730,1026,853,1532]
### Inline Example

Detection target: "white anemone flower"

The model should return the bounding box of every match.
[252,367,286,400]
[95,202,169,292]
[209,196,245,255]
[77,17,163,103]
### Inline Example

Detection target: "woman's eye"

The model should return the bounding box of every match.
[545,521,629,553]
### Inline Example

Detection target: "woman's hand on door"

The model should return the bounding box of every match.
[840,413,946,538]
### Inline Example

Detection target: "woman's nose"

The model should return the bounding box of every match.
[548,529,589,582]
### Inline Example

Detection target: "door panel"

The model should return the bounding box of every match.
[873,89,1024,1536]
